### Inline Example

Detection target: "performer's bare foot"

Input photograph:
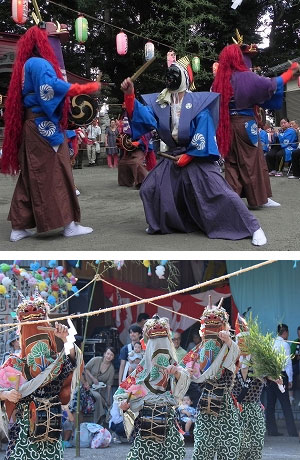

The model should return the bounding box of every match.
[261,198,280,207]
[63,221,93,237]
[10,229,35,242]
[252,227,267,246]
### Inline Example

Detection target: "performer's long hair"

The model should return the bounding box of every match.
[2,26,69,175]
[212,44,248,158]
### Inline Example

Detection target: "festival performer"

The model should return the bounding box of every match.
[212,42,300,208]
[0,289,82,460]
[1,23,100,242]
[114,314,190,460]
[232,315,287,460]
[121,57,267,246]
[180,298,241,460]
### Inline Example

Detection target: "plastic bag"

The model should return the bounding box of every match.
[91,427,112,448]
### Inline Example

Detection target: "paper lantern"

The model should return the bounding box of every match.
[145,41,154,61]
[75,15,88,44]
[167,50,176,67]
[192,56,200,73]
[116,30,128,55]
[11,0,28,25]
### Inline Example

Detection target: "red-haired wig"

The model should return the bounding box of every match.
[212,44,248,158]
[1,26,69,175]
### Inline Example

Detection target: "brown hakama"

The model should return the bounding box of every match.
[8,118,80,233]
[225,115,272,207]
[118,149,148,188]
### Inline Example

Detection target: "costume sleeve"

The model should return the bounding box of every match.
[186,108,220,159]
[232,71,280,110]
[222,341,240,373]
[25,57,71,119]
[129,99,158,140]
[284,342,293,383]
[171,366,191,402]
[261,77,284,110]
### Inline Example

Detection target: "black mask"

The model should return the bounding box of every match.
[165,65,182,91]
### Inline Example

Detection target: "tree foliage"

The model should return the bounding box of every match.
[1,0,300,107]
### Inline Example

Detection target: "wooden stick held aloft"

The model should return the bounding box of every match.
[130,57,156,82]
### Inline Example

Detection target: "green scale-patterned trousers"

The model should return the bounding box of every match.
[127,409,185,460]
[192,393,241,460]
[237,402,266,460]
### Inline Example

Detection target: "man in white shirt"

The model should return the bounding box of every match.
[86,119,101,166]
[265,324,298,437]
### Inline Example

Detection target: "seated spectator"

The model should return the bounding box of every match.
[259,125,270,156]
[62,406,75,448]
[84,347,116,422]
[118,325,143,383]
[178,395,196,436]
[172,331,187,363]
[187,331,202,352]
[128,341,144,374]
[266,119,298,176]
[109,401,126,443]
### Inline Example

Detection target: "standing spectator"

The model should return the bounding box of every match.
[265,324,298,436]
[266,119,298,176]
[187,331,202,352]
[136,313,150,330]
[172,331,187,362]
[290,326,300,391]
[84,346,116,421]
[86,118,101,166]
[118,324,142,383]
[105,119,119,168]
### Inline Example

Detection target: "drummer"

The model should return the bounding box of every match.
[114,315,190,460]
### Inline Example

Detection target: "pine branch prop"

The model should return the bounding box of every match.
[244,316,287,380]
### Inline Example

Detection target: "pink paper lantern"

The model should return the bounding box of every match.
[116,31,128,56]
[11,0,28,25]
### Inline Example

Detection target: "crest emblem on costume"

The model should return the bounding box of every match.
[185,103,192,109]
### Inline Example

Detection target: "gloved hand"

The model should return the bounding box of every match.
[280,62,300,84]
[176,153,193,167]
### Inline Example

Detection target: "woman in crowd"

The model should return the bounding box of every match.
[84,347,116,423]
[105,119,119,168]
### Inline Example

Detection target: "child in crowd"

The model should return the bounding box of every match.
[128,341,144,374]
[178,394,196,436]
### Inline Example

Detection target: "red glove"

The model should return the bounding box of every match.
[280,62,299,84]
[67,82,101,97]
[177,153,193,167]
[124,93,135,118]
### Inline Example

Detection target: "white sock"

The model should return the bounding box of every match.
[10,229,34,242]
[261,198,281,207]
[63,221,93,237]
[252,227,267,246]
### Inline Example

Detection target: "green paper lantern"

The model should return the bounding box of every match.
[192,56,200,73]
[75,15,88,44]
